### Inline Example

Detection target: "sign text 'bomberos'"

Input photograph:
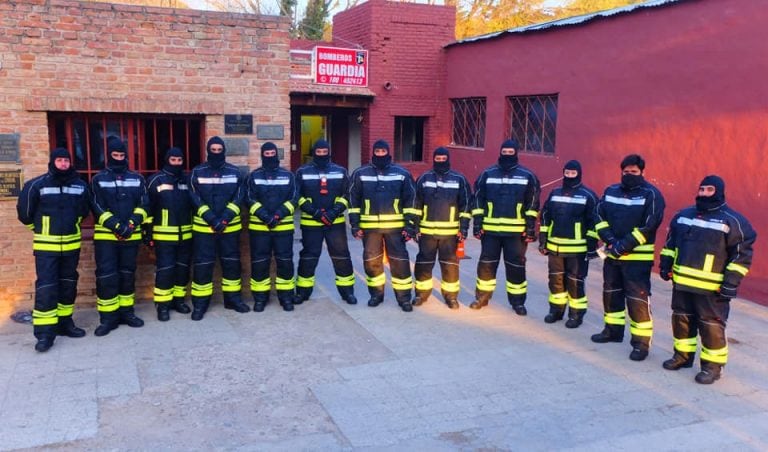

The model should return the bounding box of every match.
[313,46,368,87]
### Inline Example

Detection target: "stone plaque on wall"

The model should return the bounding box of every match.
[256,125,284,140]
[0,169,22,198]
[224,115,253,135]
[0,134,20,163]
[222,138,250,156]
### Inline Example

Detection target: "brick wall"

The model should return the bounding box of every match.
[333,0,455,174]
[0,0,292,315]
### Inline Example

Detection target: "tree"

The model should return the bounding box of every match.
[298,0,332,40]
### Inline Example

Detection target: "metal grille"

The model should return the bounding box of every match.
[451,97,486,148]
[506,94,558,154]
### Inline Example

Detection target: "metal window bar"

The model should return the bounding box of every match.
[451,98,486,148]
[506,94,558,154]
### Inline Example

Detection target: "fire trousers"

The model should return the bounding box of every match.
[414,234,460,302]
[153,240,192,305]
[95,241,139,316]
[362,230,412,303]
[32,252,80,339]
[602,259,654,351]
[249,231,295,304]
[191,231,242,309]
[475,234,528,307]
[297,224,355,300]
[671,289,730,368]
[547,254,589,319]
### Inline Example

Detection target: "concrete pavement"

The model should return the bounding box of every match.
[2,235,768,450]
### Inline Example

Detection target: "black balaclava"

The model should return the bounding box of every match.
[696,174,726,212]
[433,147,450,175]
[206,136,226,169]
[312,139,331,169]
[498,139,519,171]
[164,147,184,178]
[562,160,582,189]
[107,136,128,173]
[620,154,645,190]
[261,141,279,171]
[49,147,77,183]
[371,139,391,169]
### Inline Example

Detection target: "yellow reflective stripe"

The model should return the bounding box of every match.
[471,208,484,216]
[173,286,187,298]
[726,262,749,276]
[298,197,310,206]
[393,199,400,214]
[191,282,213,296]
[360,221,405,229]
[366,273,386,287]
[154,287,174,302]
[604,311,625,325]
[300,217,345,227]
[630,319,653,337]
[568,295,588,310]
[702,254,715,273]
[415,279,433,291]
[364,199,370,215]
[483,217,526,225]
[335,274,355,287]
[335,197,349,207]
[574,222,582,240]
[197,205,210,217]
[631,228,647,245]
[391,276,413,290]
[483,224,525,233]
[249,223,293,232]
[97,296,120,312]
[506,280,527,295]
[282,201,295,214]
[701,345,728,364]
[348,207,360,214]
[449,206,456,222]
[525,209,537,218]
[57,303,74,317]
[548,236,586,245]
[32,309,58,325]
[42,215,50,236]
[516,203,522,218]
[403,208,420,216]
[221,278,242,292]
[275,277,295,290]
[419,227,460,235]
[33,242,82,252]
[160,209,168,226]
[609,244,655,261]
[487,202,494,218]
[660,248,676,258]
[586,230,599,239]
[549,292,568,306]
[27,223,35,230]
[297,275,315,288]
[420,220,461,228]
[249,202,263,215]
[540,225,549,233]
[250,278,271,292]
[674,337,698,353]
[546,243,588,254]
[459,212,472,219]
[118,294,135,307]
[674,264,724,282]
[441,280,460,293]
[98,211,113,226]
[34,232,81,242]
[361,214,403,221]
[595,221,609,231]
[476,278,496,291]
[672,274,721,291]
[133,208,148,220]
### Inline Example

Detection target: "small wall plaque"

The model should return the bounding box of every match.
[256,125,284,140]
[222,138,250,156]
[224,115,253,135]
[0,134,20,163]
[0,169,23,198]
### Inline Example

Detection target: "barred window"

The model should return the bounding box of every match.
[506,94,558,154]
[451,97,486,148]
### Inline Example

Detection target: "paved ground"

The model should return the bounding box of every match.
[2,235,768,451]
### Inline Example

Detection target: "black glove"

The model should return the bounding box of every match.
[266,215,280,229]
[473,221,483,239]
[659,266,672,281]
[116,222,133,240]
[538,245,548,256]
[609,239,628,258]
[129,214,144,228]
[458,229,468,242]
[202,209,217,227]
[142,224,154,247]
[402,225,416,242]
[351,226,363,239]
[255,208,272,224]
[320,211,334,227]
[311,209,325,221]
[212,219,228,233]
[586,250,599,260]
[719,284,737,299]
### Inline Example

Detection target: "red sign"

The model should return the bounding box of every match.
[313,46,369,87]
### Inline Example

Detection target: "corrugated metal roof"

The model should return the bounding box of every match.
[448,0,686,47]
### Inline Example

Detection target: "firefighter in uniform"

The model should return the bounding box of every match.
[246,142,298,312]
[189,136,249,320]
[295,139,357,305]
[349,139,417,312]
[538,160,599,328]
[17,148,90,352]
[470,139,540,315]
[659,175,756,384]
[146,147,193,321]
[411,147,471,310]
[591,154,665,361]
[90,137,150,336]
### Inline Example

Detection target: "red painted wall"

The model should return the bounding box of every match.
[445,0,768,303]
[333,0,455,175]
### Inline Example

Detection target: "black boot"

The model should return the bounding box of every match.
[35,335,55,352]
[253,300,267,312]
[512,305,528,316]
[445,298,460,310]
[368,296,383,307]
[544,311,564,324]
[565,312,584,329]
[695,363,723,384]
[662,353,694,371]
[629,347,649,361]
[590,327,624,343]
[469,299,488,310]
[224,300,251,313]
[119,307,144,328]
[94,312,120,337]
[156,303,170,322]
[344,294,358,305]
[191,300,209,321]
[399,300,413,312]
[171,297,191,314]
[57,317,86,338]
[294,289,311,305]
[412,292,430,307]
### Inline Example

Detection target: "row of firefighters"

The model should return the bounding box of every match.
[18,136,756,385]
